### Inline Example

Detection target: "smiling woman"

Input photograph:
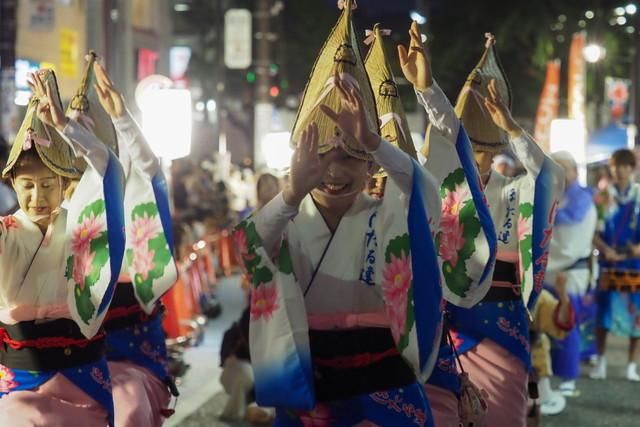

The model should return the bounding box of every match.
[10,149,65,233]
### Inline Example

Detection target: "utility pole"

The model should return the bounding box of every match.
[253,0,273,169]
[633,17,640,146]
[0,0,17,142]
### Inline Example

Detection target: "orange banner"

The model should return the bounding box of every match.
[568,33,586,122]
[534,60,561,152]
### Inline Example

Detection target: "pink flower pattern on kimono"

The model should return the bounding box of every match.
[71,213,104,254]
[250,282,279,321]
[298,403,334,427]
[439,221,465,267]
[233,228,249,257]
[129,213,161,250]
[517,215,531,242]
[72,250,96,290]
[90,366,112,392]
[0,364,18,393]
[441,186,469,230]
[132,246,156,280]
[382,252,412,342]
[0,216,18,231]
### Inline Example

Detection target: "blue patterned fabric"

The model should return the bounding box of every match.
[424,341,460,395]
[447,299,531,370]
[105,313,170,382]
[274,382,433,427]
[0,357,115,426]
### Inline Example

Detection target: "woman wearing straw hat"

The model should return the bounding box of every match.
[0,69,125,426]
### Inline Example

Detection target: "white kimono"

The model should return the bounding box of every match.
[546,187,597,295]
[237,135,443,409]
[419,82,565,307]
[0,120,124,337]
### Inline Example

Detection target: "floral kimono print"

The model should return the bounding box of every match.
[100,111,178,426]
[0,109,125,425]
[236,148,443,427]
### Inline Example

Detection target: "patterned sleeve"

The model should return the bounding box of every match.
[109,110,177,312]
[376,160,443,381]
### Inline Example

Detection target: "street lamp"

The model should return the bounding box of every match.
[583,43,606,63]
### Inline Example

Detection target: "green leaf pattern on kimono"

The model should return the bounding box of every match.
[66,199,109,323]
[234,220,274,287]
[125,202,173,304]
[518,202,534,292]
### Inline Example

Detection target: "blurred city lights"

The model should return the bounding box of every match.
[262,132,293,170]
[627,25,636,33]
[615,7,626,16]
[206,99,217,112]
[14,90,31,106]
[585,10,595,19]
[195,101,205,111]
[617,16,628,25]
[174,3,190,12]
[409,11,427,25]
[550,119,586,183]
[269,86,280,97]
[141,89,192,160]
[583,43,606,63]
[627,4,638,15]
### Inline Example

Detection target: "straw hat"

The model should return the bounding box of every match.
[67,52,118,171]
[2,69,81,179]
[290,0,379,160]
[423,34,511,156]
[364,23,417,177]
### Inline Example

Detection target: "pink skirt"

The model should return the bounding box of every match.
[110,361,171,427]
[424,383,460,427]
[460,339,528,427]
[0,373,109,427]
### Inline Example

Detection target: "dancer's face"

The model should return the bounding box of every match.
[11,156,62,229]
[311,147,372,209]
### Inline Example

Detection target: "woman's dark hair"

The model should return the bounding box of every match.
[256,173,279,193]
[611,149,637,169]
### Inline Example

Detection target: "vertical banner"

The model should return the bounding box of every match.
[59,28,79,78]
[605,77,631,122]
[534,60,561,153]
[568,33,586,123]
[567,32,587,181]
